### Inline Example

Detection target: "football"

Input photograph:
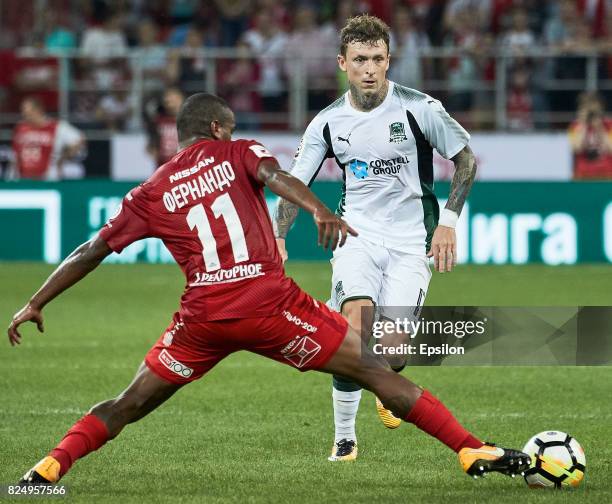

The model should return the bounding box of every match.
[522,431,586,488]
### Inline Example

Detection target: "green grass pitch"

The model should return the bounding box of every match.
[1,262,611,503]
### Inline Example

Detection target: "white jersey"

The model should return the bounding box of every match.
[290,81,470,254]
[48,120,83,180]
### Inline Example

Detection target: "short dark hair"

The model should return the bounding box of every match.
[176,93,231,142]
[340,15,390,56]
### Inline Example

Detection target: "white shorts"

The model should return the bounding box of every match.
[330,236,432,320]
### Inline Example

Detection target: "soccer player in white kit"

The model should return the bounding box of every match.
[274,15,478,461]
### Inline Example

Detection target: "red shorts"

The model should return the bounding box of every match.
[144,288,348,384]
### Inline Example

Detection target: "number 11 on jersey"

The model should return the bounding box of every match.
[186,193,249,272]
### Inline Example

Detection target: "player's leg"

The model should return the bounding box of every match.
[329,298,374,460]
[373,251,433,428]
[20,315,230,485]
[20,362,182,485]
[247,288,529,477]
[328,237,383,460]
[320,326,531,477]
[89,361,180,436]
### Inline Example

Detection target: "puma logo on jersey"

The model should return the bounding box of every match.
[337,132,352,145]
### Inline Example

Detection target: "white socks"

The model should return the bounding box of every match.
[332,388,362,443]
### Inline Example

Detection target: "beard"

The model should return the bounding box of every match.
[349,80,388,112]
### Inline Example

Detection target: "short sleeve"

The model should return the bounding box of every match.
[290,117,329,186]
[98,185,151,253]
[56,120,82,147]
[417,98,470,159]
[241,140,277,184]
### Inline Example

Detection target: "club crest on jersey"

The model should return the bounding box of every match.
[389,122,407,143]
[281,335,321,368]
[349,159,368,179]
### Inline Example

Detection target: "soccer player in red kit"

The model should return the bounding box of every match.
[12,97,85,180]
[9,93,529,486]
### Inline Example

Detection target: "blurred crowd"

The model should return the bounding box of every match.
[1,0,612,133]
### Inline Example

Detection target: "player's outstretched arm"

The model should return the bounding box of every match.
[258,159,357,252]
[7,236,112,346]
[429,145,477,273]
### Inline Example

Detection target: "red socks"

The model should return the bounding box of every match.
[404,390,482,452]
[46,393,475,479]
[50,414,110,478]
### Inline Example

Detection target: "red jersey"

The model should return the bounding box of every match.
[155,115,179,165]
[507,89,533,131]
[99,138,299,322]
[12,120,59,179]
[569,118,612,179]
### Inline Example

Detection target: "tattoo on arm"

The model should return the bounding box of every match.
[446,146,477,215]
[273,198,300,238]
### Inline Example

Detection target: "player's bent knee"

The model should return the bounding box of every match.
[341,299,374,341]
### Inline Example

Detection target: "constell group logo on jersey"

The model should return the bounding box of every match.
[348,156,409,179]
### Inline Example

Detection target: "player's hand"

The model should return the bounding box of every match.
[427,225,457,273]
[7,303,44,346]
[313,208,358,251]
[276,238,288,263]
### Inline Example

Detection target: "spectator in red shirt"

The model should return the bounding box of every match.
[569,92,612,179]
[145,87,184,166]
[12,97,85,180]
[507,64,534,131]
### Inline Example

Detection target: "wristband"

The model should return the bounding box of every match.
[438,209,459,228]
